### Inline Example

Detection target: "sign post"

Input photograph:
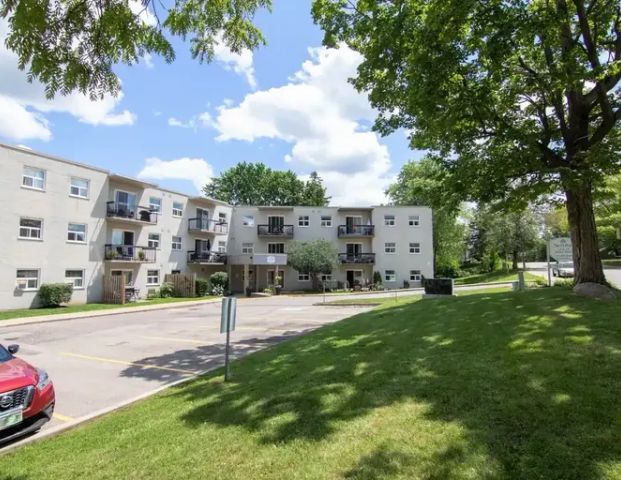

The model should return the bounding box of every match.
[220,297,237,381]
[546,238,552,287]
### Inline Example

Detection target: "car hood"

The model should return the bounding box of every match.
[0,358,37,393]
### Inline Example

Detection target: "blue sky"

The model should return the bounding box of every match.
[0,1,419,205]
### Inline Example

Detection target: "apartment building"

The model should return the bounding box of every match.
[0,143,433,309]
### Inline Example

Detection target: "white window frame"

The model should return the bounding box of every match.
[19,217,43,240]
[408,215,420,227]
[16,269,40,291]
[298,215,310,227]
[320,215,332,227]
[148,233,160,249]
[67,222,87,243]
[409,242,421,254]
[69,177,89,199]
[65,269,85,289]
[320,274,332,282]
[241,242,254,254]
[218,212,227,223]
[384,242,396,254]
[218,241,227,253]
[146,269,160,286]
[268,243,285,254]
[149,196,162,212]
[298,272,310,282]
[242,215,255,227]
[171,236,183,251]
[384,214,396,227]
[22,166,46,191]
[409,270,422,282]
[384,270,397,282]
[172,201,184,217]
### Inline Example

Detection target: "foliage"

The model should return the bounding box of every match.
[203,162,329,206]
[372,271,382,285]
[287,240,338,289]
[195,279,210,297]
[38,283,73,307]
[543,207,570,238]
[0,0,271,98]
[595,174,621,256]
[313,0,621,285]
[159,282,175,298]
[209,272,228,295]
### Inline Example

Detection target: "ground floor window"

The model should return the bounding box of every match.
[146,269,160,285]
[409,270,422,282]
[320,274,332,282]
[16,269,39,290]
[384,270,396,282]
[171,269,181,274]
[298,272,310,281]
[65,269,85,288]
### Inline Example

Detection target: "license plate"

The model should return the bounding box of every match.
[0,408,23,432]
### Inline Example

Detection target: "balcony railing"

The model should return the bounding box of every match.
[338,253,376,264]
[104,245,156,262]
[257,224,294,237]
[187,251,227,264]
[106,202,158,224]
[337,225,375,237]
[188,218,228,235]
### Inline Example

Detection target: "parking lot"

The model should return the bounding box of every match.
[0,295,375,445]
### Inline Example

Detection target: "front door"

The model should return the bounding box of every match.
[346,270,362,288]
[267,270,284,287]
[268,216,284,234]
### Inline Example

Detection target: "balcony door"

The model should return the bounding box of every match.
[268,215,284,234]
[112,230,134,246]
[346,243,361,257]
[196,208,209,228]
[346,216,362,233]
[115,191,136,212]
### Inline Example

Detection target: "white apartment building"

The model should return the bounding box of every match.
[0,144,434,309]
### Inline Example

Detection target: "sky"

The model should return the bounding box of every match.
[0,1,421,205]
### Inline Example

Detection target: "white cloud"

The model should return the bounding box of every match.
[0,20,136,142]
[213,45,394,205]
[142,53,154,69]
[167,112,214,130]
[137,157,214,192]
[213,35,257,89]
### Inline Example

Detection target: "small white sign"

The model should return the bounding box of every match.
[549,237,573,262]
[266,255,276,264]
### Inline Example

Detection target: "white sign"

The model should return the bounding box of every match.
[549,237,573,262]
[266,255,276,264]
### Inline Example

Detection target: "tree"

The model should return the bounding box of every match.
[203,162,329,206]
[595,174,621,256]
[387,156,466,276]
[0,0,271,98]
[287,240,338,290]
[313,0,621,286]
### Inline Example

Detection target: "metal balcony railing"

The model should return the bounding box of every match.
[188,218,228,234]
[257,224,294,237]
[104,245,156,262]
[337,225,375,237]
[187,251,227,264]
[338,253,376,264]
[106,202,158,224]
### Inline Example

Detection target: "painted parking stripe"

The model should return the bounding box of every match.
[53,413,74,422]
[139,335,213,345]
[61,352,198,375]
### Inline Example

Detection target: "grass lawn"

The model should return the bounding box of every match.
[455,269,540,285]
[0,297,216,321]
[2,287,621,479]
[603,259,621,267]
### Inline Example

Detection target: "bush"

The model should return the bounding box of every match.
[373,271,382,284]
[403,280,410,289]
[195,279,210,297]
[209,272,228,296]
[553,278,575,288]
[159,282,175,298]
[38,283,73,307]
[423,278,454,295]
[435,264,462,278]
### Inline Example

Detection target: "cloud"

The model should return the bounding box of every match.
[137,157,214,192]
[142,53,154,69]
[213,45,394,205]
[213,35,257,89]
[0,20,136,142]
[167,112,214,130]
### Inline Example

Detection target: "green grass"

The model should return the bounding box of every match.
[3,287,621,479]
[0,297,216,321]
[455,270,540,285]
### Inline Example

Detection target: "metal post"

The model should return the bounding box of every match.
[323,280,326,304]
[224,320,231,381]
[546,238,552,287]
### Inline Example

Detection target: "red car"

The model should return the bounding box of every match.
[0,343,55,444]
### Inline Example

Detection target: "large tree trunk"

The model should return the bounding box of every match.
[564,181,607,284]
[512,250,518,270]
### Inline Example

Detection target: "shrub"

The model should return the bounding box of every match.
[209,272,228,296]
[423,278,454,295]
[403,280,410,289]
[373,271,382,284]
[553,278,575,288]
[195,279,210,297]
[159,282,175,298]
[435,264,462,278]
[146,288,159,299]
[38,283,73,307]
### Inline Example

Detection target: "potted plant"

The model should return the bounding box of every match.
[138,250,146,261]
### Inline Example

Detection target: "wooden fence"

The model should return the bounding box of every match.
[103,274,125,304]
[164,273,197,298]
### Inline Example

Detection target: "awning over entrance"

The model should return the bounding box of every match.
[252,253,288,265]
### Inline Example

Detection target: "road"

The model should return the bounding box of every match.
[0,295,376,447]
[525,262,621,288]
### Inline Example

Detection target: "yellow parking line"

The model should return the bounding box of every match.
[140,335,209,345]
[53,413,74,422]
[61,352,198,375]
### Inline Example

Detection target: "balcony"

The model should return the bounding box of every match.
[257,224,294,238]
[187,251,227,265]
[104,245,156,263]
[106,202,158,224]
[337,225,375,237]
[188,218,228,235]
[338,253,376,264]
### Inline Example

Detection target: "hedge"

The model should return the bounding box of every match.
[38,283,73,307]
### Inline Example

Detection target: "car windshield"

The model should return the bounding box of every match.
[0,345,11,363]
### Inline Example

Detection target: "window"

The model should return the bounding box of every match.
[16,269,39,290]
[70,177,89,198]
[171,236,182,251]
[385,270,396,282]
[384,214,396,226]
[146,269,160,285]
[409,242,421,254]
[410,270,422,282]
[218,212,227,223]
[149,196,162,212]
[172,201,183,217]
[148,233,160,249]
[321,215,332,227]
[65,269,85,289]
[320,274,332,282]
[298,215,310,227]
[298,272,310,281]
[242,215,255,227]
[268,243,285,254]
[22,166,45,190]
[67,223,86,243]
[242,242,254,254]
[384,242,396,254]
[409,215,420,227]
[171,269,181,274]
[218,241,226,253]
[19,218,42,239]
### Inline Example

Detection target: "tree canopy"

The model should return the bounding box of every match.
[0,0,270,98]
[203,162,330,206]
[313,0,621,286]
[287,240,338,290]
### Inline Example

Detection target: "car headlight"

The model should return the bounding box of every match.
[36,368,50,389]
